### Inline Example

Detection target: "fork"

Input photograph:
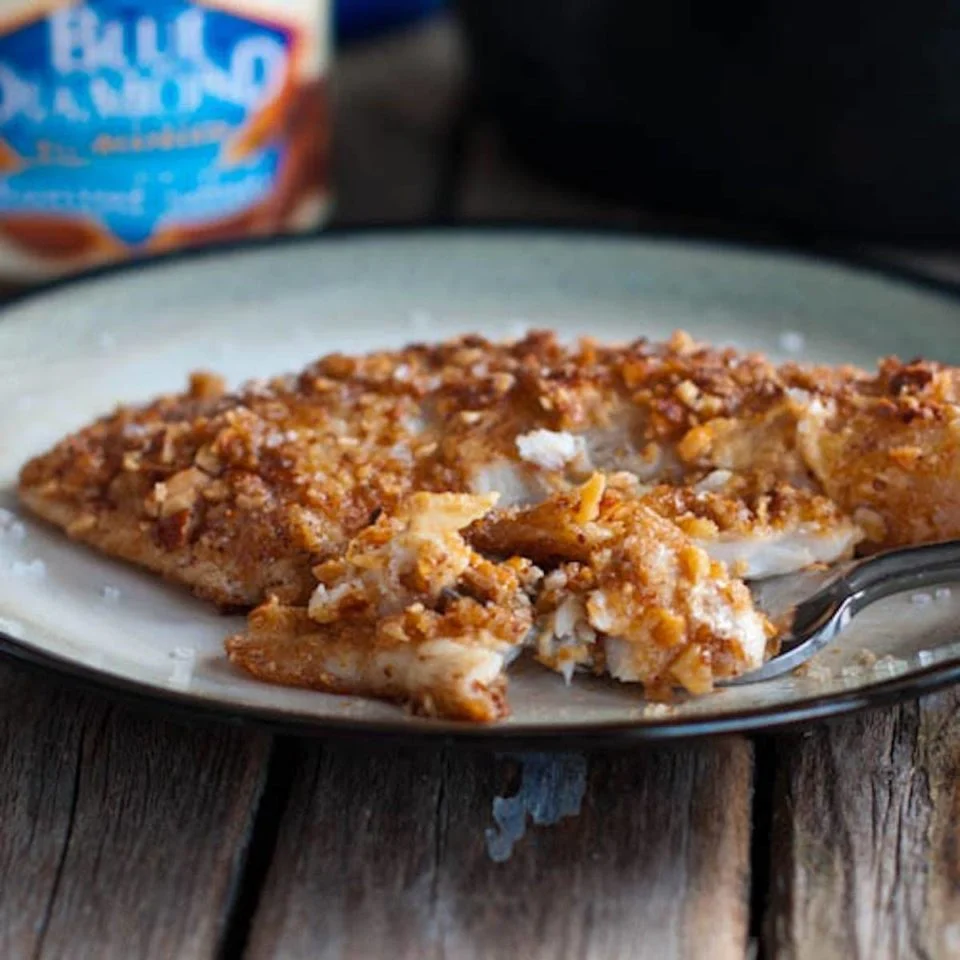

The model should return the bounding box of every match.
[723,540,960,685]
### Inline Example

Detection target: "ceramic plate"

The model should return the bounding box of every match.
[3,227,960,744]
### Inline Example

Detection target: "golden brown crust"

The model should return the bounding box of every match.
[226,600,513,723]
[12,333,786,605]
[639,474,853,541]
[227,492,534,721]
[19,331,960,612]
[794,368,960,549]
[227,481,772,717]
[464,476,773,694]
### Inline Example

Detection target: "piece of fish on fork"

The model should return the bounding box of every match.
[227,480,775,719]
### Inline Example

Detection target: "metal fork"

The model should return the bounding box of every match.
[724,540,960,685]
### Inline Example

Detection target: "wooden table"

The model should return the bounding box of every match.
[4,18,960,959]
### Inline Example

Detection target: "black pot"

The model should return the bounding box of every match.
[458,0,960,242]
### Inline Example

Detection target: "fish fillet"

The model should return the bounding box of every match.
[791,358,960,550]
[226,492,536,721]
[20,331,928,608]
[18,331,960,720]
[228,482,773,718]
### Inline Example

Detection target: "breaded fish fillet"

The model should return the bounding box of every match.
[227,482,772,719]
[791,357,960,550]
[17,332,956,610]
[226,492,536,721]
[637,472,863,579]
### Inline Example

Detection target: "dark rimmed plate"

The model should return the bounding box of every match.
[3,227,960,745]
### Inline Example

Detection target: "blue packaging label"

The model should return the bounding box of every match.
[0,0,312,251]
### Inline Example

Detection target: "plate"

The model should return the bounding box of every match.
[3,227,960,744]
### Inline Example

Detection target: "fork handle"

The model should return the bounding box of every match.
[773,541,960,671]
[785,539,960,650]
[725,541,960,687]
[841,540,960,610]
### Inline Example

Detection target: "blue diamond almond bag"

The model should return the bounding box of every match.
[0,0,331,279]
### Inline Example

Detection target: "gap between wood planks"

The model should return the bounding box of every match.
[0,664,272,960]
[220,737,754,960]
[216,738,300,960]
[762,692,960,960]
[30,713,87,960]
[218,700,960,960]
[749,736,778,953]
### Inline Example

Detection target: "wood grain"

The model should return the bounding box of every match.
[765,691,960,959]
[244,738,753,960]
[0,665,270,960]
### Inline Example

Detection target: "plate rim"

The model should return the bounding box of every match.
[3,220,960,314]
[4,222,960,745]
[3,626,960,746]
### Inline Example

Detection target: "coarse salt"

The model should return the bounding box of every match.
[0,617,24,636]
[167,659,194,688]
[642,702,676,719]
[875,655,908,674]
[778,330,806,354]
[796,656,833,682]
[0,510,25,543]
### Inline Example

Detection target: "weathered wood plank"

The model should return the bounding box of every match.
[244,739,753,960]
[0,664,271,960]
[765,691,960,959]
